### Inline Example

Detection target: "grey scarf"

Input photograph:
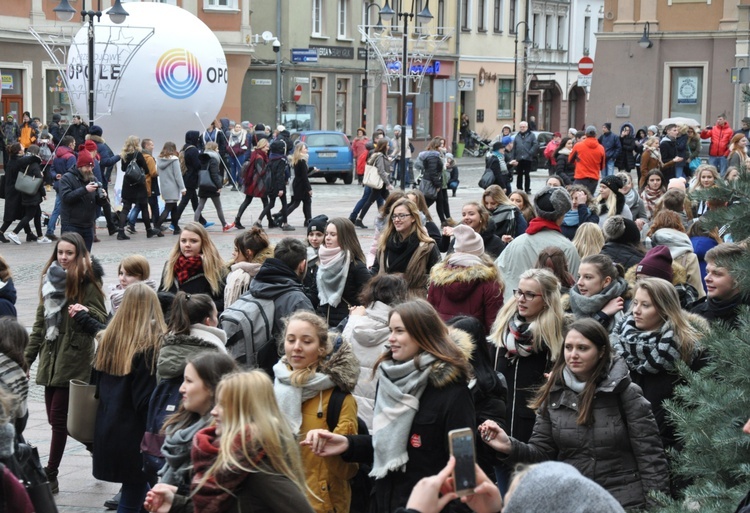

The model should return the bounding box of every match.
[370,353,437,479]
[562,367,586,393]
[41,261,68,342]
[159,414,212,488]
[273,360,335,434]
[612,315,682,374]
[316,246,351,308]
[568,278,629,318]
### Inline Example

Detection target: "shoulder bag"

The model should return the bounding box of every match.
[363,155,384,189]
[15,165,42,196]
[198,168,218,194]
[67,379,99,445]
[8,443,59,513]
[419,177,439,200]
[124,153,146,185]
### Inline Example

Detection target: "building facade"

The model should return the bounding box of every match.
[588,0,748,130]
[0,0,252,137]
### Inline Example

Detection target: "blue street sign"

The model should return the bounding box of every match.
[291,49,319,63]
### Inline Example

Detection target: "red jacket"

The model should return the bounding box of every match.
[569,137,606,181]
[700,123,732,157]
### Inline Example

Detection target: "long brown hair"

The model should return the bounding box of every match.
[530,318,612,426]
[327,218,366,263]
[94,283,166,375]
[39,232,104,303]
[375,299,470,379]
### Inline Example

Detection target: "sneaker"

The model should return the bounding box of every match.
[253,221,263,229]
[6,232,21,245]
[168,224,175,231]
[45,467,59,494]
[126,224,137,234]
[222,222,235,232]
[46,233,58,241]
[281,224,295,231]
[37,236,53,244]
[203,221,215,228]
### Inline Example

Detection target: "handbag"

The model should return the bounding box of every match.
[419,178,439,201]
[689,157,701,172]
[67,379,99,445]
[9,443,59,513]
[124,153,145,185]
[0,174,5,199]
[478,168,495,189]
[363,163,383,189]
[198,168,218,194]
[15,165,42,196]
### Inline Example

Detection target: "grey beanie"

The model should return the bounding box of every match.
[534,186,572,221]
[503,462,625,513]
[648,125,659,134]
[585,125,597,135]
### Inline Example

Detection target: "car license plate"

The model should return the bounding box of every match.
[318,152,337,158]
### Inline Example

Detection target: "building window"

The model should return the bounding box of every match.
[203,0,237,9]
[557,15,565,50]
[509,0,516,33]
[532,13,540,47]
[478,0,487,32]
[669,66,703,118]
[544,15,553,49]
[338,0,348,39]
[461,0,471,31]
[497,79,513,118]
[583,16,591,55]
[312,0,323,36]
[437,0,445,34]
[390,0,401,31]
[493,0,503,33]
[336,79,348,133]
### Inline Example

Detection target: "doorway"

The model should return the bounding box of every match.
[1,95,23,122]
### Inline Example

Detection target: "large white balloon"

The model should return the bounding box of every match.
[65,3,227,153]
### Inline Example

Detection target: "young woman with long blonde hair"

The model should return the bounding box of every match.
[145,370,314,513]
[93,283,166,513]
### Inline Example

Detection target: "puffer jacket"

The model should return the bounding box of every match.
[197,152,222,199]
[427,260,504,334]
[342,300,391,431]
[506,357,670,510]
[601,241,645,270]
[649,229,705,298]
[156,326,228,381]
[277,343,360,513]
[700,123,733,157]
[121,151,149,201]
[417,150,443,187]
[25,260,107,387]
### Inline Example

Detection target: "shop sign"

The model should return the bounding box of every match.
[251,79,272,85]
[529,80,555,90]
[1,74,12,90]
[309,45,354,60]
[677,77,698,104]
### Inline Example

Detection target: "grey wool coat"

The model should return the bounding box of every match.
[157,156,185,202]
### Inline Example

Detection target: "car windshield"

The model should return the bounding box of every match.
[306,134,347,147]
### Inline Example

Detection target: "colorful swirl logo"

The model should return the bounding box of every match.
[155,49,202,100]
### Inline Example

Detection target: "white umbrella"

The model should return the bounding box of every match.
[658,116,700,127]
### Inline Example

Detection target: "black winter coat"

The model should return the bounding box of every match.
[93,351,157,484]
[59,166,97,228]
[615,135,636,171]
[292,159,311,201]
[471,374,507,478]
[420,151,444,187]
[2,154,26,223]
[265,155,288,196]
[313,259,371,328]
[182,132,202,189]
[197,153,222,199]
[554,152,575,184]
[505,357,669,510]
[121,151,149,201]
[160,262,227,314]
[600,241,645,270]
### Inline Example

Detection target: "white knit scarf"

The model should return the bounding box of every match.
[370,353,437,478]
[41,261,68,342]
[273,360,335,434]
[316,246,350,308]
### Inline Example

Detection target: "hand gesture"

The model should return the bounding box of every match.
[406,457,458,513]
[442,226,454,237]
[68,303,89,318]
[144,483,177,513]
[478,420,511,453]
[348,305,366,317]
[459,464,505,513]
[299,429,349,456]
[601,297,624,317]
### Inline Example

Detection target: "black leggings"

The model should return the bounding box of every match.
[13,204,42,236]
[426,192,448,223]
[120,198,152,232]
[258,193,288,225]
[236,194,268,224]
[173,188,206,227]
[156,202,178,228]
[283,195,312,224]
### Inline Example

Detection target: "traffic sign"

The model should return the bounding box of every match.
[291,48,318,63]
[578,57,594,76]
[293,84,303,102]
[577,75,591,87]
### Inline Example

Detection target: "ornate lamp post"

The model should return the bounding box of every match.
[512,20,532,127]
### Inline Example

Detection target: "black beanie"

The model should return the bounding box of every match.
[307,215,328,234]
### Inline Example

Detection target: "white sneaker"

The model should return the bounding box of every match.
[6,232,21,245]
[37,236,53,244]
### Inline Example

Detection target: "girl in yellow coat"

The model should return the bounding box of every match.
[273,311,359,513]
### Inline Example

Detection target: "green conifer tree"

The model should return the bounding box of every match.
[654,168,750,512]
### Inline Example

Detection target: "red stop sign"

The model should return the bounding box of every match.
[578,57,594,76]
[293,84,303,102]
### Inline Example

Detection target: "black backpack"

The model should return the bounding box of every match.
[140,376,183,481]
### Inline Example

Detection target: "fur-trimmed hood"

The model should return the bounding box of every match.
[624,259,688,288]
[430,259,500,287]
[317,340,361,393]
[88,134,106,144]
[426,328,473,389]
[89,256,105,284]
[157,328,228,380]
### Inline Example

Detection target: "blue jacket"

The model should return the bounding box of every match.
[51,146,77,191]
[598,131,621,162]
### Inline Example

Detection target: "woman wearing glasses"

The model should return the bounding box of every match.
[371,198,440,298]
[489,268,564,491]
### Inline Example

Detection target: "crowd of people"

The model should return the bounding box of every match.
[0,111,748,513]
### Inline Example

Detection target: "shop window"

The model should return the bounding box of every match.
[335,79,348,133]
[497,79,513,118]
[45,69,71,127]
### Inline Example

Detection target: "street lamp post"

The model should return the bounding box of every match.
[361,3,384,130]
[512,21,532,128]
[272,38,282,126]
[53,0,129,125]
[379,0,432,190]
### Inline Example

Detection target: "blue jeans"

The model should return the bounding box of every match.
[602,160,615,177]
[46,194,62,236]
[118,481,149,513]
[709,156,727,177]
[61,224,93,252]
[349,186,384,220]
[229,153,246,186]
[675,164,685,179]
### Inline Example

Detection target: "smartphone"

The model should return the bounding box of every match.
[448,428,476,497]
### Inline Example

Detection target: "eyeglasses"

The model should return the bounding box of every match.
[391,214,413,220]
[514,289,541,301]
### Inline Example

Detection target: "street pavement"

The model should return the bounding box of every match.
[2,155,551,512]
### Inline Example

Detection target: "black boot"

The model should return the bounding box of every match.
[147,229,164,238]
[234,217,245,230]
[117,230,130,240]
[45,467,59,494]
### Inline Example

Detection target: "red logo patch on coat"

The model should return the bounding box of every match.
[410,434,422,448]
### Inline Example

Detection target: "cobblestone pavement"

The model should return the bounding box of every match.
[3,156,551,511]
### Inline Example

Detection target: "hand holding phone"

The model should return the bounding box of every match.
[449,428,476,497]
